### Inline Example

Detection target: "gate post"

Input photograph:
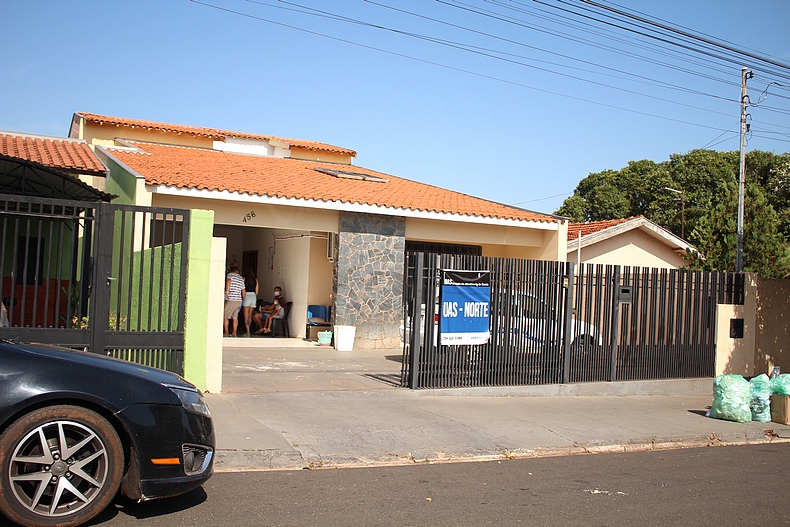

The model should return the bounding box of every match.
[183,209,221,392]
[562,262,575,384]
[89,203,114,355]
[408,252,424,390]
[609,266,622,381]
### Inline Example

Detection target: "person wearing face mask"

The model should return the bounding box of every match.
[252,286,284,334]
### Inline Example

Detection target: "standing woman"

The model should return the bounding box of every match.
[241,268,259,336]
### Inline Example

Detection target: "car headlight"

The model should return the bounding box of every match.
[165,385,211,417]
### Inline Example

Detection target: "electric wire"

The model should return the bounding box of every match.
[194,0,788,150]
[190,0,741,133]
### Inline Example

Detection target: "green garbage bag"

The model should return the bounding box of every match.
[769,373,790,396]
[750,374,772,422]
[710,374,752,423]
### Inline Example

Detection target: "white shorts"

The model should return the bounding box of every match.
[242,292,257,307]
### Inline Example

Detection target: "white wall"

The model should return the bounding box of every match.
[271,230,311,337]
[206,237,226,393]
[213,137,276,157]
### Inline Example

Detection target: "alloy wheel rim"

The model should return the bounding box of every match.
[8,420,109,517]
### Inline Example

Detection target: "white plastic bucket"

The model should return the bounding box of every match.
[334,325,356,351]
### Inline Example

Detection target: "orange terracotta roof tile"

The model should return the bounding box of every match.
[106,142,558,223]
[76,112,356,157]
[567,217,637,240]
[0,132,106,176]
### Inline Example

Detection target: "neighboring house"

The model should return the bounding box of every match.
[567,216,693,269]
[0,130,110,201]
[0,130,112,329]
[69,112,568,348]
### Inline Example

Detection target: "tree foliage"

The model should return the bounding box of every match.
[555,149,790,277]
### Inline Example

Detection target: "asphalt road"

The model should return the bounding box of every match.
[79,443,790,526]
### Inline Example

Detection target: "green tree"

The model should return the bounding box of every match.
[555,148,790,277]
[686,182,790,277]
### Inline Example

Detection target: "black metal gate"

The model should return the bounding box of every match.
[401,251,743,389]
[0,194,189,374]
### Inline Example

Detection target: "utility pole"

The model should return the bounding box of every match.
[665,187,685,239]
[737,67,752,273]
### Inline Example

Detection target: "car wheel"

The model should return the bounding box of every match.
[0,405,124,527]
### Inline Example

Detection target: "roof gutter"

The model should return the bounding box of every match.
[148,185,561,231]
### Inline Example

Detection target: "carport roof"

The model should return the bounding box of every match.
[0,131,113,202]
[102,141,561,224]
[0,131,107,176]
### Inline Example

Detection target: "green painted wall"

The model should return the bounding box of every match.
[183,209,215,390]
[109,241,182,331]
[97,152,137,204]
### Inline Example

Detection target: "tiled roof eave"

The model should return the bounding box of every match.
[149,184,560,230]
[567,217,692,252]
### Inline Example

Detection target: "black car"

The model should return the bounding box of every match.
[0,340,215,527]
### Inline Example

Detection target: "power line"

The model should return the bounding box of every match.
[189,0,742,133]
[193,0,788,151]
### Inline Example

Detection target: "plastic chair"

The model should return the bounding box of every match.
[306,304,331,340]
[271,302,293,338]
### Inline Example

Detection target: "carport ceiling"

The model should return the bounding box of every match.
[0,155,114,202]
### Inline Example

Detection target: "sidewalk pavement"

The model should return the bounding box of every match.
[206,338,790,472]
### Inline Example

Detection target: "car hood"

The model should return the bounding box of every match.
[4,341,192,389]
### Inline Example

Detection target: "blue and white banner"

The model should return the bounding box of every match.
[439,269,491,345]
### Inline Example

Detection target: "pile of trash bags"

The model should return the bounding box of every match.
[709,373,790,423]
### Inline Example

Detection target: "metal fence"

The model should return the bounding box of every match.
[0,194,189,374]
[401,251,743,389]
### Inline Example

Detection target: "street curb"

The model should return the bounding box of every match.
[213,429,790,473]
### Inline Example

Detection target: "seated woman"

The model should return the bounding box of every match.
[252,287,283,332]
[256,297,285,335]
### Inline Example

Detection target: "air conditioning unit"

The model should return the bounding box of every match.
[327,233,337,262]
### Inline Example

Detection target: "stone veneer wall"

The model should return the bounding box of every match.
[333,211,405,349]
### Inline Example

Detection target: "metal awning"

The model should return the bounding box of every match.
[0,155,114,202]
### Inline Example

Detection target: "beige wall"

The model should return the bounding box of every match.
[406,217,563,261]
[159,194,565,264]
[80,121,214,149]
[77,174,107,192]
[290,147,353,164]
[79,119,353,165]
[307,235,334,309]
[150,194,341,232]
[213,225,245,271]
[571,229,685,269]
[754,277,790,377]
[715,273,757,376]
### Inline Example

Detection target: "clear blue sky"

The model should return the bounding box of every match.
[3,0,789,215]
